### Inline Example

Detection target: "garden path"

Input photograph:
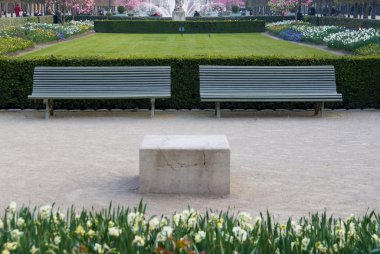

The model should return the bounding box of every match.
[0,109,379,219]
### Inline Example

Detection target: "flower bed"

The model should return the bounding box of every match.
[1,202,379,254]
[266,21,380,54]
[0,20,93,55]
[0,37,34,55]
[323,28,380,51]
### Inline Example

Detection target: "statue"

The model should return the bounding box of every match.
[172,0,185,20]
[174,0,184,11]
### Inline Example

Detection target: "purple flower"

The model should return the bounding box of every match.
[58,32,65,40]
[279,29,303,42]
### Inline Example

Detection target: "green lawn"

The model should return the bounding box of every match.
[22,33,334,58]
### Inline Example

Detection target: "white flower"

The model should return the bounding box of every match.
[11,229,23,241]
[160,217,168,227]
[237,212,252,224]
[30,245,39,254]
[188,217,197,228]
[156,226,173,242]
[54,236,61,245]
[108,227,122,237]
[372,234,380,245]
[88,229,96,238]
[17,218,25,227]
[232,226,247,243]
[9,201,17,213]
[86,220,93,228]
[133,235,145,247]
[301,237,310,251]
[3,242,18,250]
[254,216,262,225]
[94,243,104,254]
[194,231,206,243]
[149,217,159,231]
[40,205,52,219]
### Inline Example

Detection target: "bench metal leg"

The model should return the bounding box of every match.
[320,101,325,118]
[150,98,155,118]
[314,102,325,117]
[215,102,221,118]
[43,99,54,120]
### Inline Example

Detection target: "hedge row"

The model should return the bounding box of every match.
[0,57,379,110]
[69,15,295,22]
[0,15,53,29]
[304,16,380,29]
[94,20,265,33]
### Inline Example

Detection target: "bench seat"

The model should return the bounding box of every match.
[200,65,343,117]
[29,66,171,119]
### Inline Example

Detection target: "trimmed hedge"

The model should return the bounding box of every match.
[94,20,265,33]
[0,15,53,29]
[69,15,295,22]
[0,56,379,110]
[304,16,380,29]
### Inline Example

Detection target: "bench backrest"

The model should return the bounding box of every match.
[31,66,171,99]
[200,65,339,98]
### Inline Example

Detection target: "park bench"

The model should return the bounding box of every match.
[199,65,343,117]
[29,66,171,119]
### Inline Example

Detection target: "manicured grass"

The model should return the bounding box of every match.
[22,33,334,58]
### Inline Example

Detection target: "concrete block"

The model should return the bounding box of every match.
[139,135,230,195]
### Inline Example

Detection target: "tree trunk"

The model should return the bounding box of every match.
[353,2,358,18]
[363,1,368,18]
[371,0,377,19]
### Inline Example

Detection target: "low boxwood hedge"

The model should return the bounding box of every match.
[0,15,53,29]
[304,16,380,29]
[94,20,265,33]
[68,15,295,22]
[0,56,379,110]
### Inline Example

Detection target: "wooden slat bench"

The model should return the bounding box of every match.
[199,65,343,117]
[29,66,171,119]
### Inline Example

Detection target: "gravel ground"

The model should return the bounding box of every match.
[0,109,379,220]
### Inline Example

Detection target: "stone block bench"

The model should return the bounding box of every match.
[139,135,230,195]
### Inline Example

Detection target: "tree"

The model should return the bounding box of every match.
[48,0,94,22]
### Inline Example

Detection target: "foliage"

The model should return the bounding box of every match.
[0,37,34,55]
[117,6,126,14]
[0,201,380,254]
[199,3,226,16]
[305,16,380,30]
[94,20,265,33]
[231,4,240,13]
[354,43,380,56]
[0,56,380,110]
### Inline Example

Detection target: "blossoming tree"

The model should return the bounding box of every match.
[50,0,95,22]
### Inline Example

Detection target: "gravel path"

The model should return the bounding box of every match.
[0,110,379,219]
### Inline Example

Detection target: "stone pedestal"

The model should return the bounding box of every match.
[172,9,186,21]
[139,135,230,195]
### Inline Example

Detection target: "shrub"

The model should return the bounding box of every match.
[354,43,380,56]
[94,20,265,33]
[67,15,295,22]
[0,201,380,254]
[117,6,126,14]
[0,56,380,110]
[305,16,380,30]
[0,15,53,30]
[231,4,240,13]
[0,37,34,55]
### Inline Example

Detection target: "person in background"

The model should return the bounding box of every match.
[193,10,200,17]
[14,3,22,17]
[249,9,253,15]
